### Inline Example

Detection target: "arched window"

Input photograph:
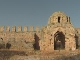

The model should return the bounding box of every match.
[58,17,60,23]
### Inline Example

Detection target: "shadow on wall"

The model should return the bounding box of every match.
[0,44,5,49]
[0,38,5,49]
[33,33,40,50]
[6,43,11,49]
[0,37,11,49]
[75,34,79,49]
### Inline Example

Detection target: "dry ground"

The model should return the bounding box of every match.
[0,49,80,60]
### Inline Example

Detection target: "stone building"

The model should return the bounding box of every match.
[39,11,76,51]
[0,11,80,51]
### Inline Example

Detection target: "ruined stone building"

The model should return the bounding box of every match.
[0,11,80,51]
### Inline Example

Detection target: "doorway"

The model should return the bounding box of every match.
[54,31,65,50]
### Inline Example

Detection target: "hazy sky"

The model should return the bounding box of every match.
[0,0,80,28]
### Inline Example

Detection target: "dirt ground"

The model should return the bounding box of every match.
[0,49,80,60]
[0,49,27,60]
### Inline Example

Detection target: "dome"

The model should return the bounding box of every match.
[48,11,70,24]
[52,11,67,17]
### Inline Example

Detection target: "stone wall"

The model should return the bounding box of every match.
[0,26,41,51]
[75,28,80,47]
[39,11,76,51]
[0,11,79,52]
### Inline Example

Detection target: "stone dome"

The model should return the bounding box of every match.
[48,11,70,24]
[52,11,67,17]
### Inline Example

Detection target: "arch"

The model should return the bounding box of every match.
[54,31,65,50]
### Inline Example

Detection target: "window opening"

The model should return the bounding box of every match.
[58,17,60,23]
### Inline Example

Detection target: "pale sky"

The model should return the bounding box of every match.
[0,0,80,28]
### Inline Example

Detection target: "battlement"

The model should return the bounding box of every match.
[0,26,40,32]
[0,11,77,52]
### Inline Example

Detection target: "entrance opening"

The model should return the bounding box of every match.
[58,17,60,23]
[54,31,65,50]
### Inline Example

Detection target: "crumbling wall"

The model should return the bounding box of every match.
[39,11,76,51]
[0,26,41,51]
[75,28,80,48]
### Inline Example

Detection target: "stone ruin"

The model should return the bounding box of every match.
[0,11,80,52]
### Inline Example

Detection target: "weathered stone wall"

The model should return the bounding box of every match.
[75,28,80,47]
[40,11,76,51]
[0,26,41,51]
[0,11,79,52]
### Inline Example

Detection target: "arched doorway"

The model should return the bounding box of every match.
[54,31,65,50]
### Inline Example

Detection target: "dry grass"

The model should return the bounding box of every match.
[0,49,80,60]
[0,49,27,60]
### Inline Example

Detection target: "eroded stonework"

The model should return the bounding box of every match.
[0,11,79,52]
[40,11,76,51]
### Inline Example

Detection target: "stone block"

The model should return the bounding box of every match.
[12,26,16,32]
[18,26,22,32]
[6,26,10,32]
[24,26,28,32]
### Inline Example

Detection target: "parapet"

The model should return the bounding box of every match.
[24,26,28,32]
[12,26,16,32]
[0,26,4,32]
[30,26,34,32]
[0,26,40,32]
[36,26,39,32]
[18,26,22,32]
[6,26,10,32]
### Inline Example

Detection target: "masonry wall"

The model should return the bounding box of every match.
[0,26,41,51]
[75,28,80,47]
